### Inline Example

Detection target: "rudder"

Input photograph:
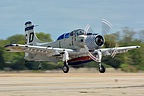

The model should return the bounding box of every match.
[25,21,41,45]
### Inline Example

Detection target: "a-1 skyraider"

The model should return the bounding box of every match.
[5,21,140,73]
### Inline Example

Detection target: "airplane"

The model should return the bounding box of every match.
[4,20,140,73]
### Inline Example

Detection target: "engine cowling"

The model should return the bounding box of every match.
[85,34,105,51]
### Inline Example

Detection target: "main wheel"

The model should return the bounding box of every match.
[62,65,69,73]
[99,64,105,73]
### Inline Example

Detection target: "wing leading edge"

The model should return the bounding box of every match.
[5,44,74,54]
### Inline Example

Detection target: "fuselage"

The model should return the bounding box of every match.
[45,29,105,65]
[48,29,105,52]
[24,21,105,64]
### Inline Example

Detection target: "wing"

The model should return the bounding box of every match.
[5,44,73,53]
[4,44,75,62]
[99,46,140,56]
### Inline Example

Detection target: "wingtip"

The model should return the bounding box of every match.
[4,44,14,48]
[4,44,19,48]
[136,46,140,48]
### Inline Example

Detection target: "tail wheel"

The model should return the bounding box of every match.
[62,65,69,73]
[99,64,105,73]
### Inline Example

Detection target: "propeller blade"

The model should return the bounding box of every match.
[84,45,102,62]
[85,24,90,33]
[111,43,119,58]
[102,19,113,35]
[85,24,93,33]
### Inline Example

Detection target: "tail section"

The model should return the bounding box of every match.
[25,21,41,45]
[25,21,42,61]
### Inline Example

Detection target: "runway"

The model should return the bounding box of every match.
[0,72,144,96]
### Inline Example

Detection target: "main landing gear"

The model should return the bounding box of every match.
[62,62,106,73]
[61,47,106,73]
[62,62,69,73]
[62,50,70,73]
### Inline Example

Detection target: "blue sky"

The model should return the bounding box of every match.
[0,0,144,40]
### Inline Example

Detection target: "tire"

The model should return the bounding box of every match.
[99,65,106,73]
[62,65,69,73]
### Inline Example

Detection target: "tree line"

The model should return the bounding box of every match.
[0,28,144,72]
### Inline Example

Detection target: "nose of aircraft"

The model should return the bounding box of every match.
[95,35,104,46]
[85,35,105,50]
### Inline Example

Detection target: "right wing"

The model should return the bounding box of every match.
[5,44,75,62]
[5,44,74,55]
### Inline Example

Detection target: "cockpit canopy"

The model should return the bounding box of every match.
[57,29,85,40]
[57,33,69,40]
[70,29,85,36]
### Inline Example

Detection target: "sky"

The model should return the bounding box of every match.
[0,0,144,40]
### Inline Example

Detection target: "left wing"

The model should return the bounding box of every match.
[98,46,140,56]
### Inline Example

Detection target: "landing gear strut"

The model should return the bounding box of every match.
[98,63,105,73]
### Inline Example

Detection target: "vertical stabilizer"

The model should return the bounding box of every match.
[24,21,42,60]
[25,21,41,45]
